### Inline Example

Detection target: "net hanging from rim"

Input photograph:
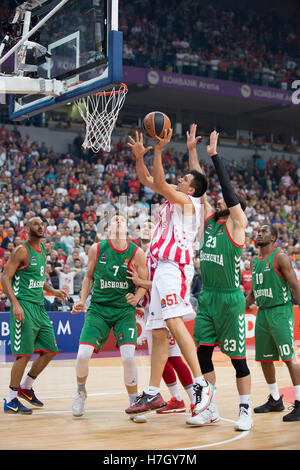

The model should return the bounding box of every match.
[73,83,128,153]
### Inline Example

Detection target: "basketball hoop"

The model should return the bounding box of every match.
[73,83,128,153]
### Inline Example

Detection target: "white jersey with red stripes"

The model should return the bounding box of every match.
[140,248,157,308]
[150,196,202,265]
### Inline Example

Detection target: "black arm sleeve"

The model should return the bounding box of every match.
[211,153,239,208]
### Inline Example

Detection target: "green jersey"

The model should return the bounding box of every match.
[91,239,138,308]
[251,247,291,308]
[12,240,47,305]
[199,215,244,290]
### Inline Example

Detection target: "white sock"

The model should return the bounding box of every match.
[129,392,138,406]
[8,387,18,401]
[167,383,182,401]
[294,385,300,402]
[77,382,86,394]
[146,386,160,396]
[194,376,208,387]
[21,374,36,390]
[268,383,280,401]
[240,394,250,406]
[185,385,195,404]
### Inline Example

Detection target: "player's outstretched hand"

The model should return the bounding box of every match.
[156,128,173,149]
[126,293,139,307]
[186,123,202,152]
[126,262,141,286]
[71,301,86,315]
[207,130,219,157]
[127,131,152,160]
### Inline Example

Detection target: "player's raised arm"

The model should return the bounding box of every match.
[187,123,214,218]
[153,128,195,213]
[187,123,202,173]
[207,130,247,236]
[127,131,155,190]
[71,243,97,314]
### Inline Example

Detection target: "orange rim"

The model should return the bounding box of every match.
[67,81,127,96]
[94,83,127,96]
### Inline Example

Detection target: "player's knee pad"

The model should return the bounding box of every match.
[76,344,94,377]
[197,345,214,374]
[120,344,138,387]
[231,358,250,378]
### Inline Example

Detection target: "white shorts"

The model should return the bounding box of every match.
[146,259,196,331]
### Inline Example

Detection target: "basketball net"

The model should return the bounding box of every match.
[73,83,128,153]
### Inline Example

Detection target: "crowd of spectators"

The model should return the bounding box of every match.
[0,122,299,311]
[1,0,299,91]
[121,0,300,89]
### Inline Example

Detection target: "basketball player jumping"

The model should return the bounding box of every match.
[125,130,213,418]
[246,224,300,421]
[2,216,68,414]
[186,125,252,431]
[71,214,148,417]
[128,221,196,415]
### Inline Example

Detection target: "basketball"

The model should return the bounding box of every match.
[142,111,171,140]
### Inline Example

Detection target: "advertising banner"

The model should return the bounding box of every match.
[1,307,300,359]
[123,66,297,106]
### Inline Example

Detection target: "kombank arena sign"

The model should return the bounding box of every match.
[123,66,297,105]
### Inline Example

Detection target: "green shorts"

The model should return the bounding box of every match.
[10,299,58,356]
[255,303,295,362]
[79,302,137,352]
[194,288,246,358]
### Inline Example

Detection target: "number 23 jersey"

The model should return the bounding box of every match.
[200,215,244,290]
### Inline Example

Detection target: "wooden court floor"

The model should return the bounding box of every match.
[0,347,299,451]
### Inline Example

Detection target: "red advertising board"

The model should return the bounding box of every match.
[101,307,300,351]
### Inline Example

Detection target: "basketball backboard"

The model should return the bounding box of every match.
[4,0,122,121]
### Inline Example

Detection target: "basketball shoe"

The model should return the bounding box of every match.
[4,397,32,414]
[125,391,166,415]
[18,387,44,407]
[193,382,214,415]
[254,395,284,413]
[186,402,220,426]
[282,400,300,422]
[234,404,253,431]
[72,390,87,417]
[156,397,186,414]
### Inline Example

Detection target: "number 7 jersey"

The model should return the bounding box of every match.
[91,239,138,308]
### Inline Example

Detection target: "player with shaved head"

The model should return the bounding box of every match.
[2,217,68,415]
[246,224,300,422]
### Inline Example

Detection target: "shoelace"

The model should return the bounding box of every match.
[193,384,203,404]
[134,392,146,405]
[239,406,250,416]
[286,403,296,413]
